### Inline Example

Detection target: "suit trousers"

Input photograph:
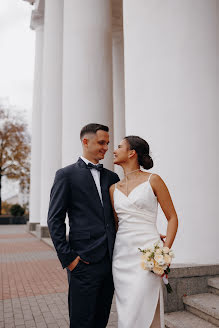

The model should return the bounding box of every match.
[67,253,114,328]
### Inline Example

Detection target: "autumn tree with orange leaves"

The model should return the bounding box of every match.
[0,107,30,215]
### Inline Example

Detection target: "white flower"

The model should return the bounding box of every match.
[141,254,147,261]
[155,248,162,255]
[163,246,170,254]
[148,246,155,253]
[141,261,148,270]
[154,255,165,266]
[164,254,171,265]
[146,261,154,269]
[141,252,151,261]
[169,250,174,258]
[145,251,152,259]
[153,265,164,276]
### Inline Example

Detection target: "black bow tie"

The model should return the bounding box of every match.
[87,163,103,171]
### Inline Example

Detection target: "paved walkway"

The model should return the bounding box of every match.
[0,225,117,328]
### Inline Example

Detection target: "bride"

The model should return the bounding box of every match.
[109,136,178,328]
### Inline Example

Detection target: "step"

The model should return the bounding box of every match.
[183,293,219,327]
[165,311,217,328]
[208,277,219,296]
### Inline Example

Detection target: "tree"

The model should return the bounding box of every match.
[0,106,31,215]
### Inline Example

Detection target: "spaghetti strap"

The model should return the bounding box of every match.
[148,173,153,182]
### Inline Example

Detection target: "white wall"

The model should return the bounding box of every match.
[123,0,219,264]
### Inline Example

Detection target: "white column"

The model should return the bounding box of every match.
[40,0,63,227]
[62,1,114,170]
[113,33,125,176]
[123,0,219,264]
[29,10,44,225]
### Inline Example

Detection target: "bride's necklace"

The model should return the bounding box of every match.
[124,169,140,196]
[124,168,140,176]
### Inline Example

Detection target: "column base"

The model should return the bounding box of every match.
[26,222,39,232]
[36,224,50,239]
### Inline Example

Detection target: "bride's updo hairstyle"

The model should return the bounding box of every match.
[124,136,153,170]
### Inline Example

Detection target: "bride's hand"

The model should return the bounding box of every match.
[160,234,166,243]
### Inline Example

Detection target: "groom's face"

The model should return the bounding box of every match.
[85,130,109,162]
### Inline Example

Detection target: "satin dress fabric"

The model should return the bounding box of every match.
[112,176,164,328]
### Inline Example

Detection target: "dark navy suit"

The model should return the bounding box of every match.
[47,158,119,328]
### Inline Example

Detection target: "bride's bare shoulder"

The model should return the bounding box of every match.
[150,173,162,181]
[150,173,168,189]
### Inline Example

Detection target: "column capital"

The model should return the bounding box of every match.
[30,9,44,30]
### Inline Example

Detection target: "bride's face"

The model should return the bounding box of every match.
[114,139,130,165]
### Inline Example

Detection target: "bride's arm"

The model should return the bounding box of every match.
[150,174,178,249]
[109,184,119,231]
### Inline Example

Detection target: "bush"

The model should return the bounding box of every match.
[10,204,25,217]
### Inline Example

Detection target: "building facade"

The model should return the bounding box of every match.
[24,0,219,265]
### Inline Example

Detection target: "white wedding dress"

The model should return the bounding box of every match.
[112,174,164,328]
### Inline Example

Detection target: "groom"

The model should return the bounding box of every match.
[47,123,119,328]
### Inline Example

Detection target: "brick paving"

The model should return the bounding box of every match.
[0,225,117,328]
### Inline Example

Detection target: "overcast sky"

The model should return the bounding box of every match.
[1,0,35,200]
[0,0,35,123]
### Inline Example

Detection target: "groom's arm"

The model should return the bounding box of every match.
[47,169,78,269]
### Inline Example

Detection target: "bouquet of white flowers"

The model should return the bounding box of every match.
[139,241,174,293]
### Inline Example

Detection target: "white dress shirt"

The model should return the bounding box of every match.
[80,156,103,204]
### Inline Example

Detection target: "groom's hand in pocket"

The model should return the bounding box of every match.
[68,256,89,271]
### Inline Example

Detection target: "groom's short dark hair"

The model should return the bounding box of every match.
[80,123,109,140]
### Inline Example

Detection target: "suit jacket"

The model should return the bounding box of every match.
[47,158,120,269]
